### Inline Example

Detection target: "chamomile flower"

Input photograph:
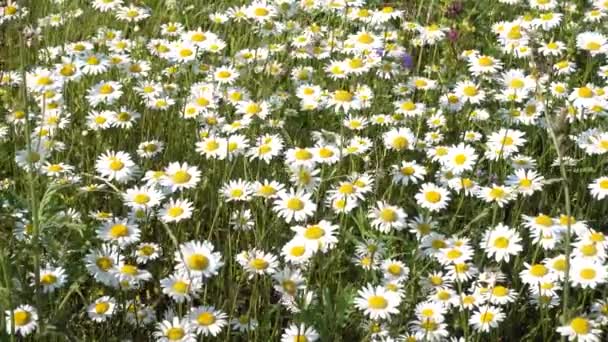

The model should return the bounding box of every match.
[87,296,116,322]
[557,316,602,342]
[5,305,38,337]
[188,306,228,336]
[416,183,451,212]
[236,249,279,278]
[481,224,523,262]
[273,189,316,223]
[161,162,201,192]
[175,241,223,278]
[354,284,401,320]
[368,201,407,233]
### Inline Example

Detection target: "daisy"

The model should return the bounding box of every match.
[137,140,164,158]
[36,265,67,293]
[481,223,523,262]
[161,162,201,192]
[85,244,121,286]
[123,186,164,210]
[442,143,477,174]
[159,198,194,223]
[588,176,608,200]
[281,323,319,342]
[368,201,407,233]
[236,249,279,278]
[454,80,485,104]
[416,183,451,212]
[520,263,555,286]
[476,184,515,207]
[175,240,223,278]
[97,218,140,248]
[87,296,116,322]
[292,220,339,253]
[354,284,401,320]
[154,317,196,342]
[5,305,38,337]
[87,80,123,107]
[273,189,316,223]
[95,150,137,183]
[381,259,409,282]
[506,168,545,196]
[570,258,607,289]
[557,316,602,342]
[383,127,416,151]
[282,237,315,265]
[469,306,505,332]
[221,179,254,202]
[134,242,162,264]
[391,160,427,185]
[576,32,607,56]
[160,272,201,303]
[189,306,228,337]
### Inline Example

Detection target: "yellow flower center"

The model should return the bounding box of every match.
[172,171,191,184]
[304,225,325,239]
[480,312,494,323]
[290,246,305,257]
[187,254,209,271]
[133,194,150,205]
[425,191,442,203]
[367,295,388,309]
[493,237,510,249]
[254,7,269,16]
[334,90,353,102]
[530,264,548,277]
[250,258,269,270]
[287,198,304,211]
[379,208,397,222]
[478,56,493,67]
[295,149,312,160]
[570,317,590,334]
[109,224,128,238]
[580,268,596,280]
[172,280,189,294]
[168,207,184,217]
[95,302,110,314]
[99,84,114,94]
[41,273,57,285]
[166,327,185,340]
[13,311,30,326]
[578,87,593,98]
[357,33,374,44]
[463,86,478,97]
[197,312,216,326]
[96,257,113,271]
[391,136,409,150]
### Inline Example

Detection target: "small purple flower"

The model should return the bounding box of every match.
[401,52,414,69]
[373,48,385,57]
[448,28,459,43]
